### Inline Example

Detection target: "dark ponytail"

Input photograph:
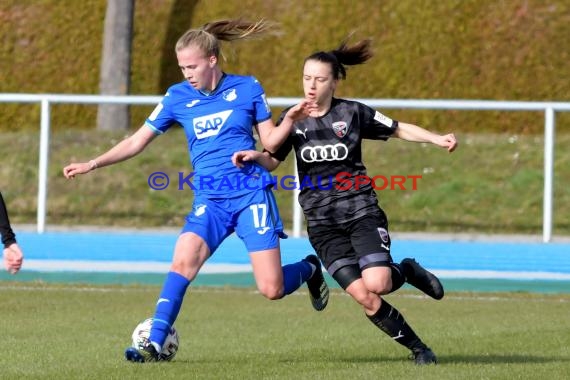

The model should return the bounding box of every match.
[305,36,373,80]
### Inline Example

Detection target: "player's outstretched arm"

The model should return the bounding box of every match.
[256,99,317,153]
[63,125,157,179]
[394,122,458,153]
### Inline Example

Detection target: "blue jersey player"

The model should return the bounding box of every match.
[63,19,328,363]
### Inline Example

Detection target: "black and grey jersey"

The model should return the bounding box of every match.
[0,191,16,247]
[274,98,398,226]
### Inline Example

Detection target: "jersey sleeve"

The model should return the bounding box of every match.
[144,90,176,135]
[250,77,272,124]
[0,191,16,247]
[360,103,399,140]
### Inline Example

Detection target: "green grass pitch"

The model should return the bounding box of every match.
[1,283,569,380]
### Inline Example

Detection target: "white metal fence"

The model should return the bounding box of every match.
[1,93,569,242]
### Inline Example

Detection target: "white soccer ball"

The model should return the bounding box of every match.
[131,318,179,361]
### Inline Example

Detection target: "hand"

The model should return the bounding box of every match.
[63,162,94,179]
[285,99,318,122]
[434,133,458,153]
[232,150,260,168]
[3,243,23,274]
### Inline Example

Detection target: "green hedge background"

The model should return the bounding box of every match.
[1,0,569,133]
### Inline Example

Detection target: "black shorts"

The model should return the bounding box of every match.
[307,209,393,277]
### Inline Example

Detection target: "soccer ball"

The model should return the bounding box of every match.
[131,318,179,361]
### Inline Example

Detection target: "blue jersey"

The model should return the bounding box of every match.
[145,74,274,197]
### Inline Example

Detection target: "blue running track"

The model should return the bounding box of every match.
[1,231,569,293]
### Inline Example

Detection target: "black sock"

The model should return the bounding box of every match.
[366,299,426,351]
[388,263,405,293]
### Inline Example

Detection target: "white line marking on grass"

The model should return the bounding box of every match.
[23,260,252,273]
[20,261,570,280]
[1,285,567,303]
[433,269,570,280]
[392,293,570,303]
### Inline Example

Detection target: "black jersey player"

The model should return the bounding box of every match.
[1,191,23,274]
[233,36,457,365]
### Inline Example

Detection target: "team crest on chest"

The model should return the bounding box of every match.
[222,89,237,102]
[331,121,348,138]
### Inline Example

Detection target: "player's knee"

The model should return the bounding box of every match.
[352,292,372,307]
[362,267,392,295]
[364,278,392,295]
[170,258,199,280]
[352,292,380,311]
[257,282,284,300]
[346,283,380,310]
[170,233,209,280]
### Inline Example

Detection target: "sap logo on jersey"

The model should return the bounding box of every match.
[193,110,233,139]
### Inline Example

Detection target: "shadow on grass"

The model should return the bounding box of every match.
[167,353,569,365]
[306,352,570,365]
[315,353,568,365]
[434,354,570,364]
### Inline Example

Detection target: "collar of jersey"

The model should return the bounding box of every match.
[313,97,338,118]
[198,72,227,96]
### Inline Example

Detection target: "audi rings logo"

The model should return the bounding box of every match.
[300,143,349,163]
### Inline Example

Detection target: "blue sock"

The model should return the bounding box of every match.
[282,260,314,296]
[149,271,190,349]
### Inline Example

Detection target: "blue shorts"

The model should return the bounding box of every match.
[181,188,285,254]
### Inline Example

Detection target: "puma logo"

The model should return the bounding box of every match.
[392,330,405,340]
[295,127,308,139]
